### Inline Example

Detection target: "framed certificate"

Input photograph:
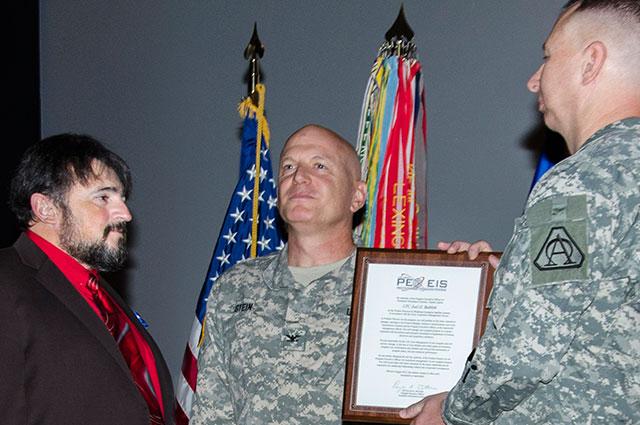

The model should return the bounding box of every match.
[342,248,498,424]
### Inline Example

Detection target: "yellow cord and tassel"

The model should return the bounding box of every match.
[237,83,270,258]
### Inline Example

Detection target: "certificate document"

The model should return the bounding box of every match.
[355,263,482,408]
[342,248,496,423]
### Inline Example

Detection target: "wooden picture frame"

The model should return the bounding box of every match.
[342,248,498,423]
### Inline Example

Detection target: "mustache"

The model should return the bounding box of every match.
[102,222,128,239]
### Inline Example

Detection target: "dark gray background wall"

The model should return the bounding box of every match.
[39,0,566,382]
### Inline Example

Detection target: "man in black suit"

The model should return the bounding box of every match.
[0,134,174,425]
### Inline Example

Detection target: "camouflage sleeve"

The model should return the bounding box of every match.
[443,282,596,424]
[190,283,236,425]
[443,195,600,424]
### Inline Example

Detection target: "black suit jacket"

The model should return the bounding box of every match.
[0,234,175,425]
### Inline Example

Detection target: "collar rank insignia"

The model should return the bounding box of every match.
[534,226,584,271]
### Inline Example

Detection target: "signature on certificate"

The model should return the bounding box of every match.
[392,380,437,398]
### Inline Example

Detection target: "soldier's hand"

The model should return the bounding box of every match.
[398,391,447,425]
[437,240,499,268]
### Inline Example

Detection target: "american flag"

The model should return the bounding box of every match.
[175,83,283,424]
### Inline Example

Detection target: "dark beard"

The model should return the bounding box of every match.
[59,211,128,272]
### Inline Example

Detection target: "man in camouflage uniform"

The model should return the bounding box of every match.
[401,1,640,423]
[191,124,366,424]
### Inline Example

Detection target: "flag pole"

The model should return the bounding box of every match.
[243,23,266,258]
[385,4,415,57]
[244,22,264,106]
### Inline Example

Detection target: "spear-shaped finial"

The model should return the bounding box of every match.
[385,4,415,52]
[244,23,265,104]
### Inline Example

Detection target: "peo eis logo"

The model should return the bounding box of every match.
[396,273,448,291]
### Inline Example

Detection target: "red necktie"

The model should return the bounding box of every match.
[87,274,164,425]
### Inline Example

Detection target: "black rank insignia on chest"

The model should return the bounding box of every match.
[281,326,307,351]
[534,226,585,271]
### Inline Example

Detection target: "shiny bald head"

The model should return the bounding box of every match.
[277,124,366,234]
[282,124,362,181]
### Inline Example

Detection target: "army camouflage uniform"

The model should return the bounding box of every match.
[444,118,640,424]
[191,245,355,425]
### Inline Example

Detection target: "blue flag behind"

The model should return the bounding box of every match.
[528,129,572,194]
[529,151,555,193]
[176,83,283,424]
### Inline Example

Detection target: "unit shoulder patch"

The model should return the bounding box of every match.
[534,226,585,271]
[528,195,589,285]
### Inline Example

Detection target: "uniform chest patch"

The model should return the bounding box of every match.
[281,326,307,351]
[534,226,584,271]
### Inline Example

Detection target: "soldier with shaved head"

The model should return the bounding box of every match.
[191,125,366,424]
[401,1,640,424]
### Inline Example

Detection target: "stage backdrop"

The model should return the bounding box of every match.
[39,0,566,381]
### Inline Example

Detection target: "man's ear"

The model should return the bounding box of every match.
[30,193,60,225]
[582,41,607,85]
[350,181,367,213]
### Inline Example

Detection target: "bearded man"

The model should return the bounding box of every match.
[0,134,175,425]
